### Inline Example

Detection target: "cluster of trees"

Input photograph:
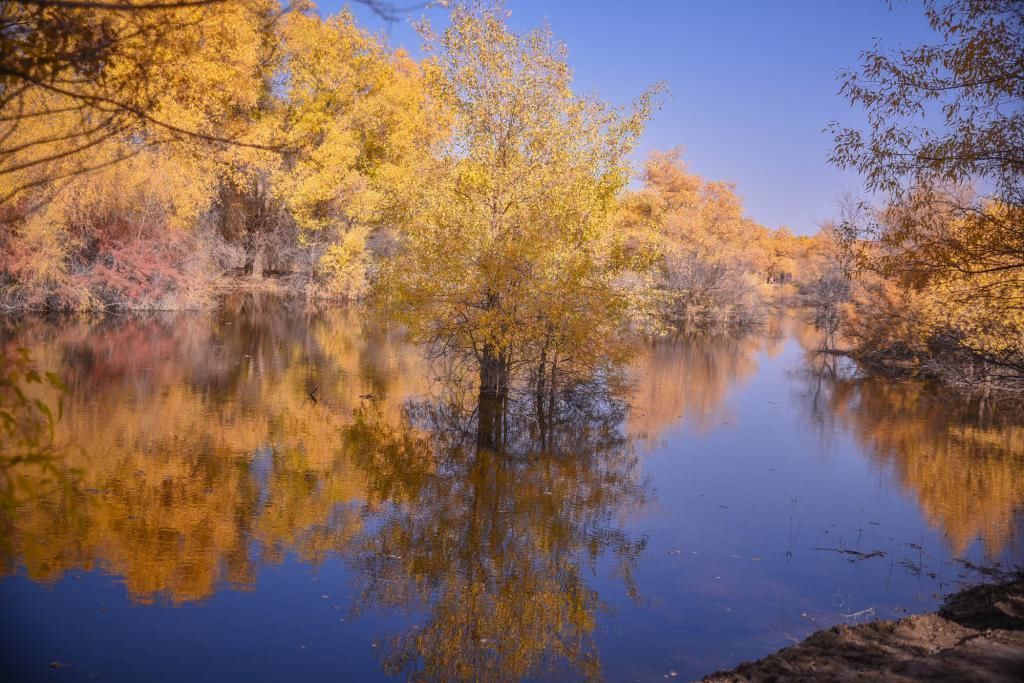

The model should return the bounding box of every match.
[371,4,830,433]
[620,150,836,329]
[826,0,1023,397]
[1,0,435,309]
[15,0,1016,408]
[2,0,821,431]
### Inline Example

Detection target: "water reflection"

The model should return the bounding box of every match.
[1,299,1023,681]
[793,331,1024,558]
[1,294,429,603]
[1,294,651,680]
[818,377,1023,556]
[347,402,647,680]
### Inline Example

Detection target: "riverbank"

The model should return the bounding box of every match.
[703,576,1024,681]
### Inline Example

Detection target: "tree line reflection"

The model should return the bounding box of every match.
[1,300,1023,678]
[794,327,1024,558]
[1,294,649,680]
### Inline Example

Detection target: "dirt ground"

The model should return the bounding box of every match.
[703,577,1024,682]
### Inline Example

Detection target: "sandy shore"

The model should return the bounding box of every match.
[703,576,1024,682]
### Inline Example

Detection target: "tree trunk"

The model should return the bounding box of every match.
[478,344,509,451]
[479,344,508,400]
[547,357,557,424]
[249,243,265,279]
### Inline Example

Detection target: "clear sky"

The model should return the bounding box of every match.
[322,0,937,235]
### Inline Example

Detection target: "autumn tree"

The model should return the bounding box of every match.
[831,0,1024,394]
[0,0,285,202]
[618,150,770,328]
[264,6,436,295]
[791,226,852,351]
[0,0,422,190]
[0,1,438,308]
[381,1,657,440]
[0,0,280,309]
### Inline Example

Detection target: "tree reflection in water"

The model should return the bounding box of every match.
[794,326,1024,559]
[1,294,421,602]
[6,302,1024,679]
[0,295,651,681]
[344,384,649,681]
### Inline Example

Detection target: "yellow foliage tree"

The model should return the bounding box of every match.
[382,1,658,432]
[619,150,770,327]
[0,0,281,308]
[269,6,437,298]
[833,0,1024,395]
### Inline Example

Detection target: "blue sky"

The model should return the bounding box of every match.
[322,1,936,235]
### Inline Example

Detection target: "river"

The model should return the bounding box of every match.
[1,293,1021,681]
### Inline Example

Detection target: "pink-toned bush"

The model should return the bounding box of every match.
[0,151,219,311]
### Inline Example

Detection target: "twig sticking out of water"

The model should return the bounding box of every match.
[814,547,886,561]
[955,558,1013,580]
[841,607,876,620]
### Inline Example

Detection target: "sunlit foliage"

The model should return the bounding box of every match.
[832,0,1024,396]
[2,147,221,309]
[618,150,776,327]
[0,0,436,308]
[0,0,280,198]
[250,5,437,298]
[381,2,659,408]
[1,0,280,308]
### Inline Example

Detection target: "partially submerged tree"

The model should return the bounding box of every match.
[382,1,658,437]
[792,226,852,351]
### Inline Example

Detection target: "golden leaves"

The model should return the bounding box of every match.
[383,2,657,389]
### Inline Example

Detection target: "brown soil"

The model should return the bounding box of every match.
[703,577,1024,682]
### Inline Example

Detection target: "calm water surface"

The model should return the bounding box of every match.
[2,294,1022,681]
